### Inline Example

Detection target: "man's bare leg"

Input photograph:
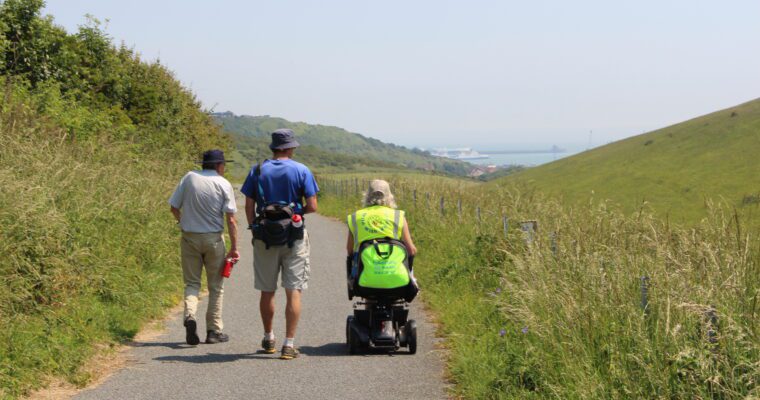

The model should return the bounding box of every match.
[260,291,276,334]
[284,289,301,340]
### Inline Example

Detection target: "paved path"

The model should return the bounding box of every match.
[75,210,447,399]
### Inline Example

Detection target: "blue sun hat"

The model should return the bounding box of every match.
[269,129,300,150]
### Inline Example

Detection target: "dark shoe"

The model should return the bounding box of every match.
[184,316,200,346]
[280,345,299,360]
[261,338,276,354]
[205,330,229,344]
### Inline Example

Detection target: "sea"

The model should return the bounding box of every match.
[468,143,589,167]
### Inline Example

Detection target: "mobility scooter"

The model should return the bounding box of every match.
[345,238,418,354]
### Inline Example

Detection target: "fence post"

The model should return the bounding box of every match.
[425,192,430,208]
[413,190,417,206]
[705,306,718,345]
[502,216,509,238]
[520,220,537,244]
[476,206,481,223]
[640,276,649,314]
[550,231,557,256]
[457,199,462,218]
[439,197,445,215]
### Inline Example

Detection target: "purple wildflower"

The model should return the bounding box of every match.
[495,288,502,294]
[499,329,507,337]
[521,326,529,334]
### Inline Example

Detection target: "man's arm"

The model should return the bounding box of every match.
[304,195,318,214]
[225,212,240,261]
[245,196,256,226]
[302,168,319,214]
[170,206,181,223]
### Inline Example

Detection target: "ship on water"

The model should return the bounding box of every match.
[431,148,490,160]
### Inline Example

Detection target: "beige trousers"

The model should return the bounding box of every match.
[181,231,225,332]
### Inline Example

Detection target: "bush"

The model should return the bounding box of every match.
[0,1,228,396]
[0,93,192,397]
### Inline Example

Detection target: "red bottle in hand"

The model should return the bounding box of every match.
[221,258,235,278]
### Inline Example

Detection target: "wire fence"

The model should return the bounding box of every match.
[317,176,731,326]
[318,177,524,240]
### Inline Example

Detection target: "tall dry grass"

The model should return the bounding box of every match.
[319,175,760,399]
[0,91,187,397]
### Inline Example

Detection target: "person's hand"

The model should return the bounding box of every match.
[226,248,240,263]
[408,244,417,257]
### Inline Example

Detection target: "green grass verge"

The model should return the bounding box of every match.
[0,115,187,398]
[318,174,760,399]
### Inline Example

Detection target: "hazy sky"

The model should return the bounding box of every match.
[44,1,760,148]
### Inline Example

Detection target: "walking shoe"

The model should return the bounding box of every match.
[205,330,230,344]
[184,316,200,346]
[280,346,299,360]
[261,338,276,354]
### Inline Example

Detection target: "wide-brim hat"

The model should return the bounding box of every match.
[270,128,300,150]
[197,149,229,164]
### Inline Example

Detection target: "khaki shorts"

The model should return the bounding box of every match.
[253,231,310,292]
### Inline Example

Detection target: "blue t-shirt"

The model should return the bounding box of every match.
[241,159,319,214]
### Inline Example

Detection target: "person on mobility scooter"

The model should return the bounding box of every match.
[345,180,419,354]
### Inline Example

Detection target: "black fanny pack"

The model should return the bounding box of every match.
[253,203,305,249]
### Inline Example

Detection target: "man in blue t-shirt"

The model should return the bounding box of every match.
[241,129,319,360]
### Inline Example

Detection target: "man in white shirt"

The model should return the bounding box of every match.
[169,149,239,345]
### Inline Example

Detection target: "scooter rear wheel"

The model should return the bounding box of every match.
[347,316,359,354]
[406,320,417,354]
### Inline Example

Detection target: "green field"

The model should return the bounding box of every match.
[318,173,760,399]
[498,98,760,225]
[314,98,760,397]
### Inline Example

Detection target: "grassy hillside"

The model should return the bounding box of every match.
[498,98,760,224]
[214,112,473,176]
[0,1,226,397]
[226,132,404,181]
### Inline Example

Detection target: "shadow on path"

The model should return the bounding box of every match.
[298,342,349,357]
[127,341,189,350]
[154,353,273,364]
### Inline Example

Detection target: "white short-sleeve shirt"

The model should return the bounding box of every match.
[169,170,237,233]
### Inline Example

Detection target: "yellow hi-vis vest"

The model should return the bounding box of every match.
[347,206,409,289]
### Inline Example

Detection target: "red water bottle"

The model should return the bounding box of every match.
[292,214,303,228]
[221,258,235,278]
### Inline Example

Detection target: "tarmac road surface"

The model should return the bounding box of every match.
[75,208,447,400]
